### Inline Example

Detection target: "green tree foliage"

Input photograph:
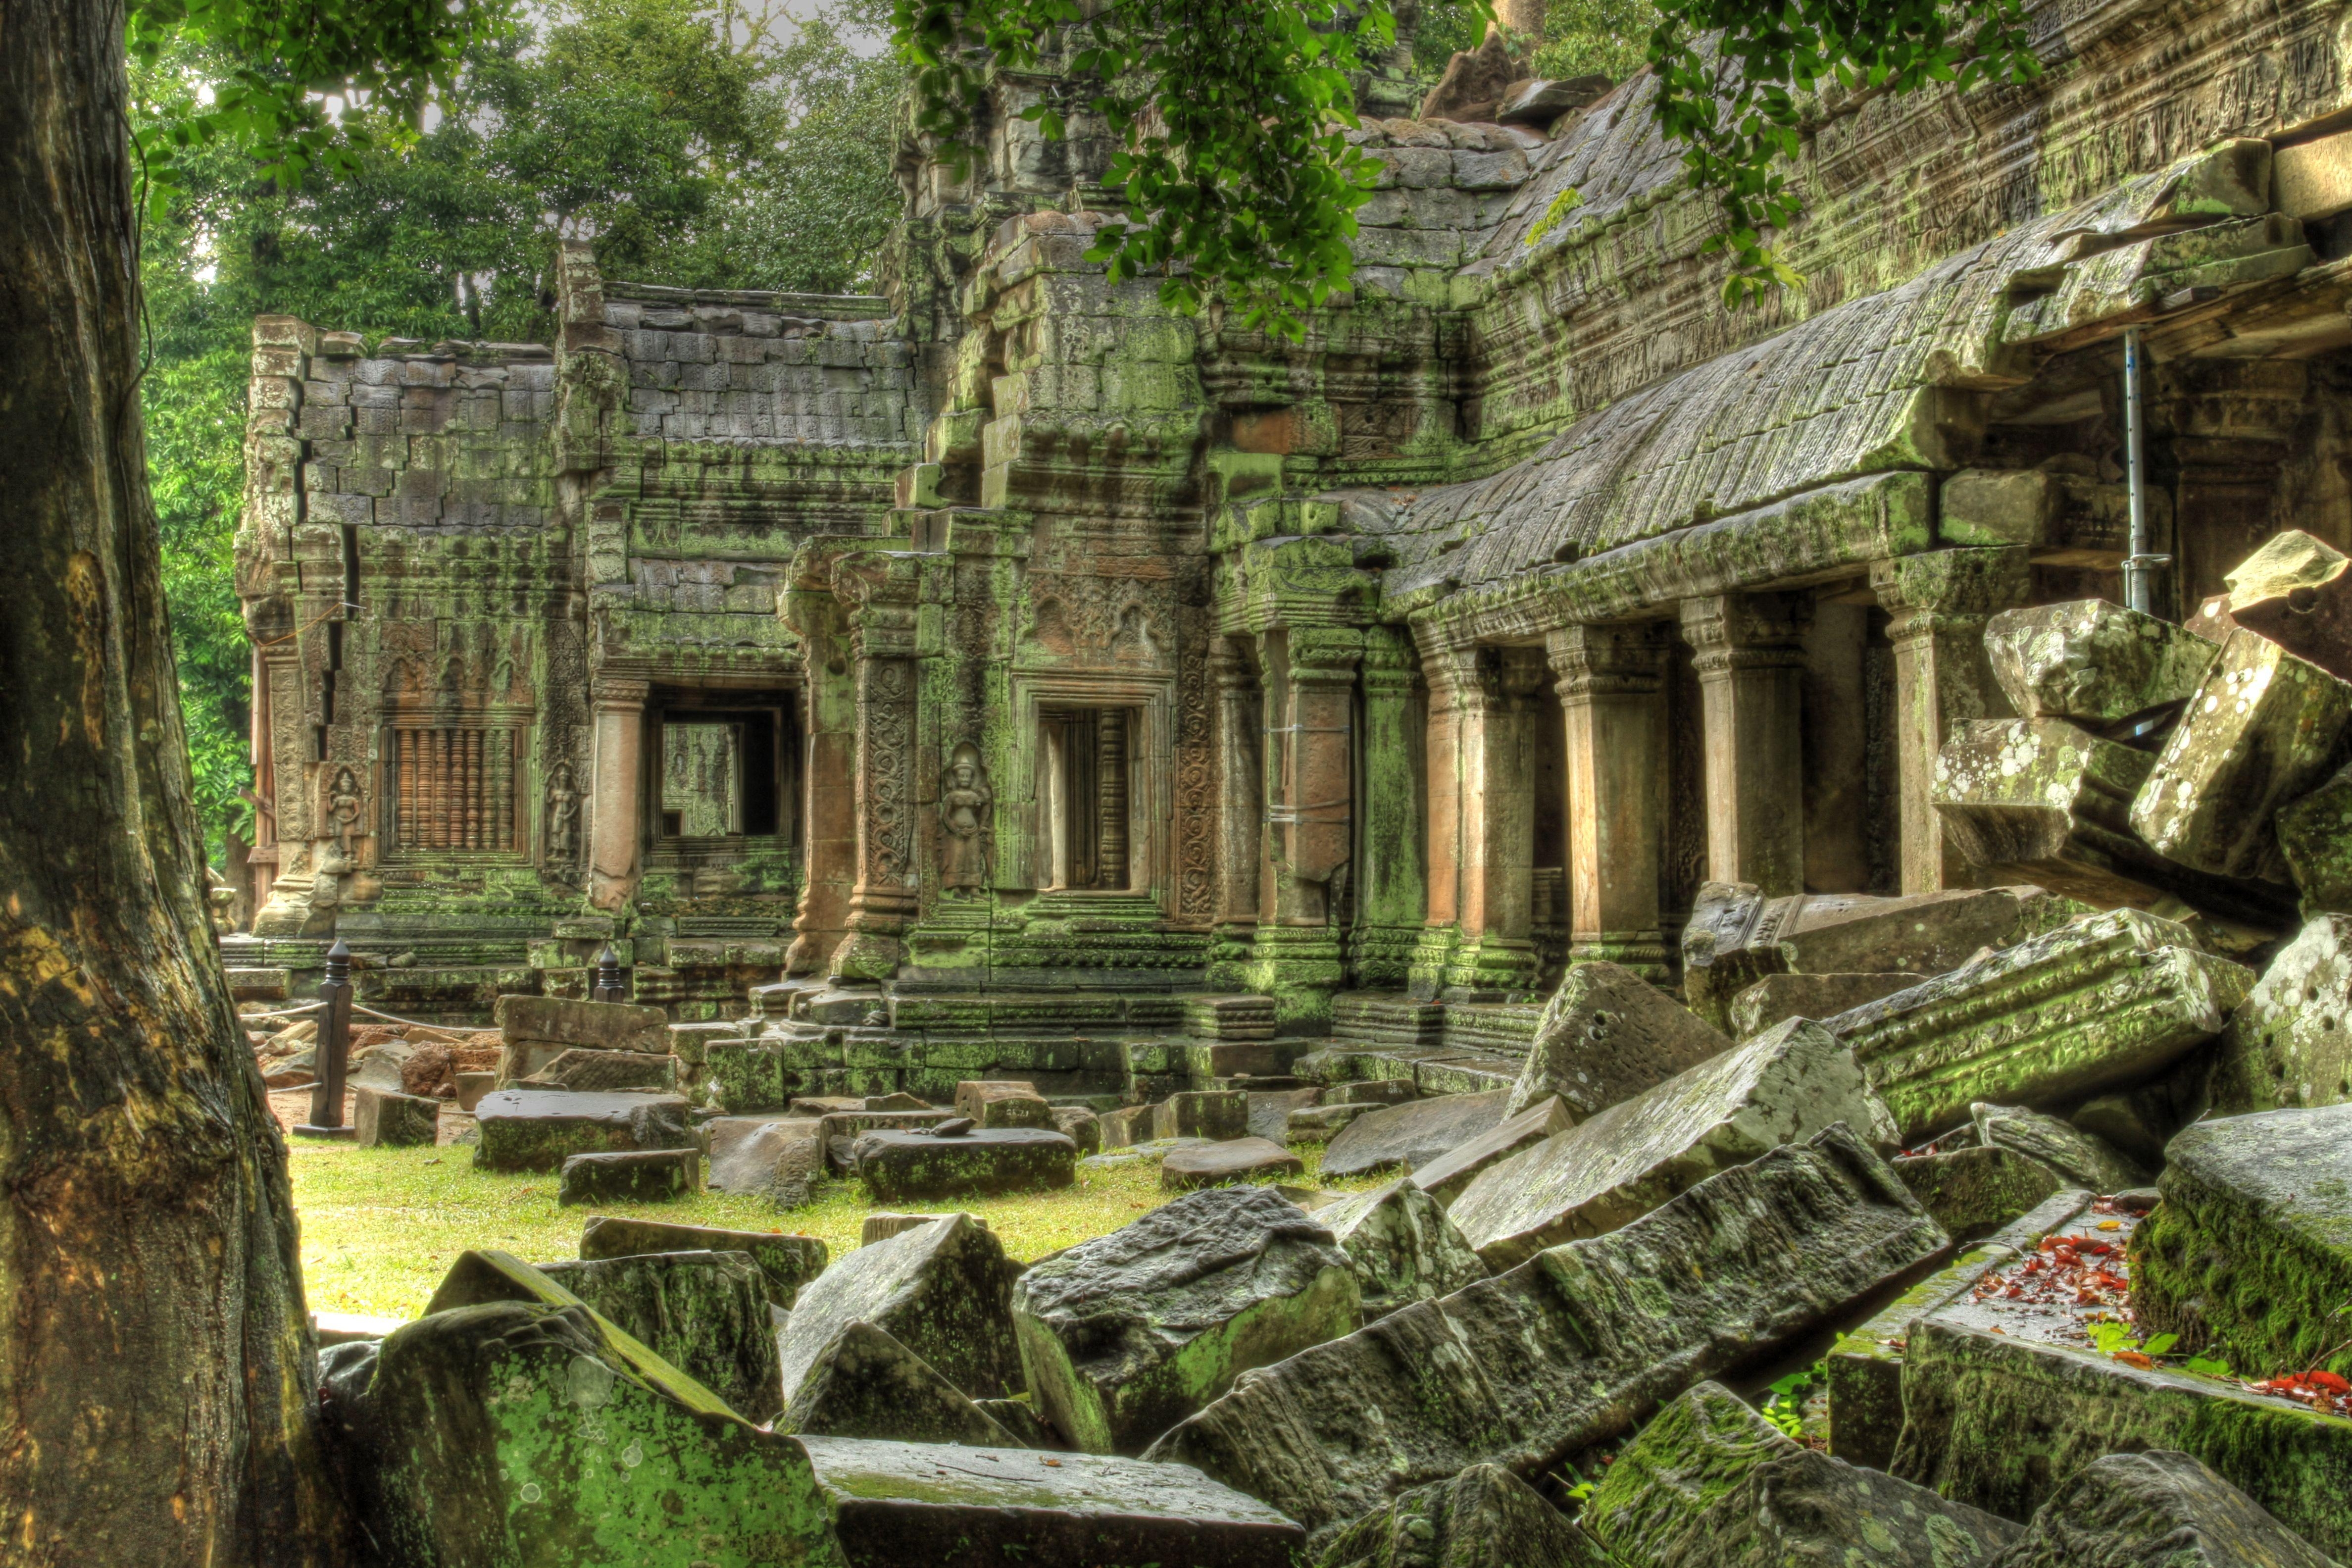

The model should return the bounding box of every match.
[132,0,901,861]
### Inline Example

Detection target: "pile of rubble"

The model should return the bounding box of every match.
[309,546,2352,1562]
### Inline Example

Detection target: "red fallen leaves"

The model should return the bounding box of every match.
[1975,1233,2129,1309]
[2249,1369,2352,1417]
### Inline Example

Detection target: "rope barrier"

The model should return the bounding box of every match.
[236,1001,327,1022]
[351,1003,489,1036]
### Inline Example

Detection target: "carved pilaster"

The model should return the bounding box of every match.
[830,554,922,983]
[1444,646,1547,999]
[1681,592,1813,897]
[1548,621,1674,982]
[585,677,650,913]
[1351,625,1424,989]
[1208,638,1261,985]
[1871,548,2029,893]
[1408,641,1479,1000]
[1246,625,1361,1033]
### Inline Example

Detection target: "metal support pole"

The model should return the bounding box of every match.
[295,939,356,1140]
[593,945,626,1005]
[2121,327,2170,615]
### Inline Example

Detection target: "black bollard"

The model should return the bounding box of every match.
[295,939,357,1140]
[593,945,625,1005]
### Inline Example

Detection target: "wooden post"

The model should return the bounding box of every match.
[295,939,355,1140]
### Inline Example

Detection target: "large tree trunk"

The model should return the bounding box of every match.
[0,0,336,1562]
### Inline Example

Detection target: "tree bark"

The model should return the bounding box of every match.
[0,0,336,1561]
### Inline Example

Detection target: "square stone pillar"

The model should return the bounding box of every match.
[585,678,649,912]
[782,585,857,976]
[1409,643,1476,1000]
[1207,637,1263,989]
[251,648,325,935]
[1246,626,1361,1032]
[1445,646,1547,999]
[828,554,923,984]
[1351,625,1425,989]
[1547,621,1674,983]
[1681,593,1812,897]
[1871,548,2029,893]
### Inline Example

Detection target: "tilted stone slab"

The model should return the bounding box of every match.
[2211,915,2352,1115]
[557,1148,699,1206]
[1316,1178,1489,1321]
[1827,908,2254,1143]
[796,1435,1303,1568]
[472,1088,693,1172]
[521,1048,675,1093]
[1891,1313,2352,1556]
[704,1114,825,1206]
[2130,628,2352,880]
[533,1250,780,1422]
[1508,960,1730,1119]
[1409,1095,1570,1208]
[777,1213,1023,1402]
[1161,1137,1304,1190]
[1451,1019,1898,1268]
[1983,598,2219,731]
[954,1079,1055,1127]
[1894,1145,2068,1240]
[2132,1104,2352,1383]
[1970,1101,2146,1192]
[778,1319,1023,1447]
[1155,1090,1248,1141]
[322,1299,844,1568]
[1933,717,2297,928]
[1317,1464,1618,1568]
[1320,1089,1510,1181]
[355,1085,439,1148]
[1581,1382,2020,1568]
[495,994,670,1053]
[2186,528,2352,684]
[852,1127,1076,1203]
[1012,1186,1359,1455]
[1141,1126,1946,1541]
[1728,971,1926,1039]
[2278,763,2352,915]
[578,1214,828,1308]
[1987,1450,2338,1568]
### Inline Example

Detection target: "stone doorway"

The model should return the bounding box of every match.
[1040,706,1136,890]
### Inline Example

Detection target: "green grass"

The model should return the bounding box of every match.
[289,1140,1381,1319]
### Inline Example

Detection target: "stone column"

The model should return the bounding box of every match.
[1409,642,1476,1000]
[585,677,649,912]
[1246,626,1361,1032]
[1208,638,1261,987]
[1681,593,1812,897]
[1351,625,1425,989]
[1548,621,1674,982]
[783,586,857,975]
[1871,548,2029,893]
[829,556,922,984]
[250,648,322,935]
[1445,647,1546,999]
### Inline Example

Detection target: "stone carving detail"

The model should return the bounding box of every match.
[938,742,993,892]
[1174,607,1215,919]
[545,760,581,869]
[1024,573,1173,662]
[863,658,914,885]
[322,766,364,870]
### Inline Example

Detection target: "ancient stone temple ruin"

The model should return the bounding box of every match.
[233,0,2352,1094]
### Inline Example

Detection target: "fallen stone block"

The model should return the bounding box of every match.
[1451,1020,1897,1268]
[2186,528,2352,683]
[1012,1185,1359,1455]
[1328,1078,1419,1106]
[820,1108,956,1172]
[1683,881,2060,1031]
[859,1211,982,1246]
[2278,763,2352,915]
[1410,1096,1570,1208]
[1285,1102,1379,1142]
[1144,1125,1946,1541]
[1320,1089,1510,1182]
[1728,971,1926,1038]
[355,1086,439,1148]
[519,1047,675,1093]
[779,1212,1022,1401]
[1100,1104,1156,1148]
[453,1069,495,1112]
[1983,598,2220,733]
[2132,1103,2352,1383]
[1161,1136,1305,1191]
[1316,1178,1488,1320]
[471,1088,692,1173]
[704,1114,825,1206]
[1891,1311,2352,1555]
[1825,1189,2089,1471]
[578,1214,828,1308]
[1317,1463,1616,1568]
[2211,915,2352,1114]
[1245,1087,1321,1142]
[793,1096,867,1117]
[862,1091,929,1112]
[1970,1101,2147,1192]
[1050,1106,1101,1154]
[2130,628,2352,880]
[974,1395,1061,1450]
[1510,961,1730,1120]
[1155,1089,1248,1142]
[853,1127,1076,1203]
[534,1250,779,1421]
[955,1080,1055,1128]
[1989,1449,2337,1568]
[1933,717,2299,929]
[322,1297,841,1568]
[1827,908,2254,1143]
[797,1435,1303,1568]
[779,1319,1023,1446]
[1582,1381,2021,1568]
[1894,1145,2067,1238]
[557,1148,700,1207]
[1081,1137,1209,1170]
[495,993,671,1053]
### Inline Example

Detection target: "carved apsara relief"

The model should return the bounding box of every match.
[938,742,993,893]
